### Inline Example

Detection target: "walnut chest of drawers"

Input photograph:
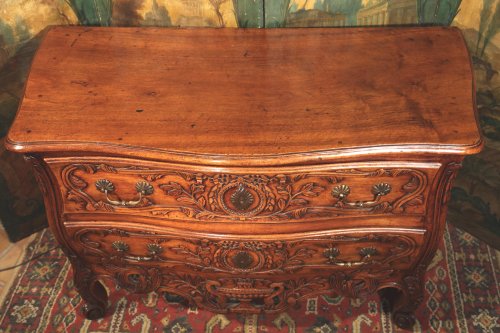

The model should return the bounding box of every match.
[6,26,483,329]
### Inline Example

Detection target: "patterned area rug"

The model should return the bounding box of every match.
[0,226,35,303]
[0,223,498,333]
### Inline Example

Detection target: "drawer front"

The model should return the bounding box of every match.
[49,157,439,225]
[67,225,424,313]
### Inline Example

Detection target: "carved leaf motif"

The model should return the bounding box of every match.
[391,169,413,177]
[197,197,207,208]
[195,211,219,219]
[156,273,204,301]
[265,189,276,211]
[160,182,184,196]
[300,182,325,197]
[97,164,117,173]
[277,198,286,210]
[150,210,169,216]
[92,201,115,212]
[176,171,194,181]
[289,208,308,219]
[293,174,308,181]
[177,197,197,205]
[286,247,316,267]
[69,174,87,189]
[171,245,203,262]
[143,198,154,207]
[179,207,197,218]
[287,276,328,303]
[402,176,419,192]
[404,195,424,207]
[208,189,218,211]
[290,198,308,206]
[366,169,388,177]
[85,202,96,211]
[277,185,292,196]
[325,176,344,184]
[190,183,205,195]
[67,190,87,207]
[140,174,165,182]
[372,202,392,213]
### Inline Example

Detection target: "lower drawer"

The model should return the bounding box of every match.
[66,224,424,313]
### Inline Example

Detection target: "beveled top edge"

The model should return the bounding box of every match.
[6,137,483,167]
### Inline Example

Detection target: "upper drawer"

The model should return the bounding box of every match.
[47,157,440,224]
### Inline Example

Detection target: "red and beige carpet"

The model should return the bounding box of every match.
[0,223,498,333]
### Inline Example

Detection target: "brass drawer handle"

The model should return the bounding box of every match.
[331,183,391,208]
[324,247,378,267]
[95,179,153,207]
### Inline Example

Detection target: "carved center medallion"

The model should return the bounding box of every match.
[230,184,254,211]
[231,251,254,269]
[218,181,267,217]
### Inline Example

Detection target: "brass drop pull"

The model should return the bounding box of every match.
[331,183,391,208]
[112,240,129,252]
[146,243,163,255]
[110,240,164,262]
[359,247,378,259]
[95,179,154,207]
[324,247,378,267]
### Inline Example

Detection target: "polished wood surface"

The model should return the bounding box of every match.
[7,26,482,166]
[6,27,483,329]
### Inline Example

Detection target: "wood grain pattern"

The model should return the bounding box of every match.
[6,26,482,166]
[5,26,483,329]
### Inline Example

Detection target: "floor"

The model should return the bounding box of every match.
[0,224,36,305]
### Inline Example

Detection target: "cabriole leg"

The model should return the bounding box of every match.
[71,257,108,319]
[379,276,423,330]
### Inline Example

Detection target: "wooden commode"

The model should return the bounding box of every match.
[6,26,482,329]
